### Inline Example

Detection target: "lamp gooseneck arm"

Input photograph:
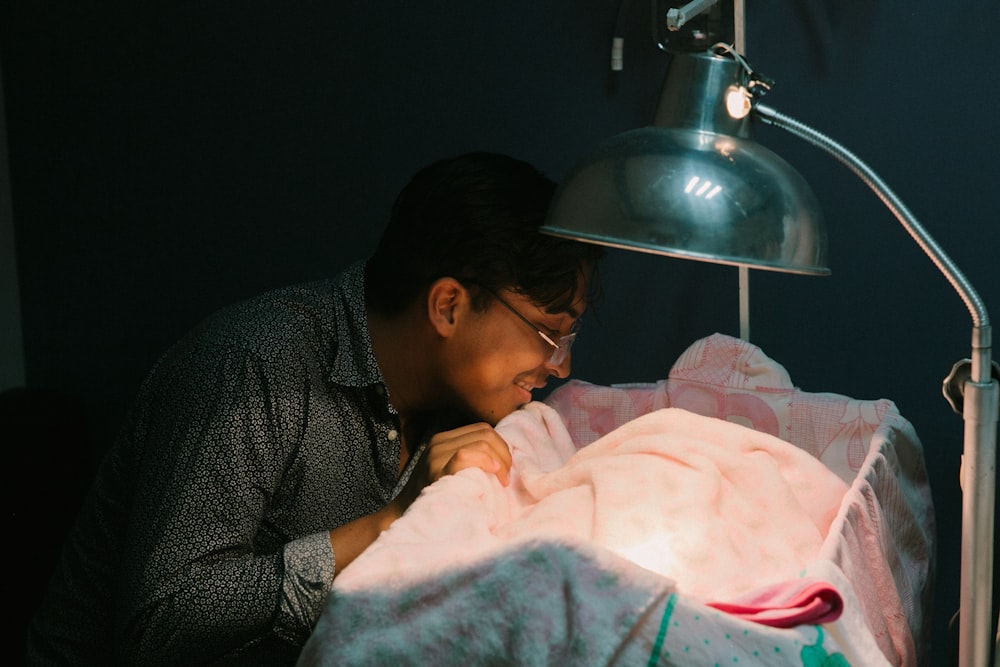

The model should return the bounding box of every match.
[754,101,997,667]
[753,104,988,333]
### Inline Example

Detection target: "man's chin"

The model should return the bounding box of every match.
[479,401,527,426]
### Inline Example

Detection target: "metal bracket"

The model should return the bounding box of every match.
[942,358,1000,415]
[666,0,720,31]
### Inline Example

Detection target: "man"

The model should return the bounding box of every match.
[25,151,604,664]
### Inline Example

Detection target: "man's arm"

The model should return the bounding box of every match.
[116,345,313,662]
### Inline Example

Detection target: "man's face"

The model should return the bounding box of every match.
[444,283,586,425]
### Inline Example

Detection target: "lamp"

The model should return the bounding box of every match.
[542,3,998,665]
[545,49,829,277]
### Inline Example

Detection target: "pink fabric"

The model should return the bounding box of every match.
[335,403,849,606]
[816,431,931,665]
[324,333,933,667]
[706,578,844,628]
[543,333,934,665]
[544,333,895,484]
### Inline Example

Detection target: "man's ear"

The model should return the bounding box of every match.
[426,277,465,337]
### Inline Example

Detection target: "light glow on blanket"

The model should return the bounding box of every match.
[615,533,680,579]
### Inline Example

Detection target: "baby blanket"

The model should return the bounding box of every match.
[334,403,849,603]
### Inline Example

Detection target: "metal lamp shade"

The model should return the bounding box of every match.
[543,51,830,276]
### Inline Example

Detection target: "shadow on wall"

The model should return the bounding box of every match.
[2,387,97,648]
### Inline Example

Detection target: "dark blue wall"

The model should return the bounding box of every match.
[3,1,997,664]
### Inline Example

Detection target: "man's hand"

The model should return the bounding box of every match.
[385,422,513,538]
[424,422,512,487]
[332,422,514,578]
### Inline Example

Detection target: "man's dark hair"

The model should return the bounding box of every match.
[365,151,604,316]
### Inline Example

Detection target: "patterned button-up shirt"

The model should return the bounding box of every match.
[27,261,428,664]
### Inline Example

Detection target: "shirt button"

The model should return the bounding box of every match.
[387,429,398,441]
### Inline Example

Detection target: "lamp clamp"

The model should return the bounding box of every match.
[943,358,1000,416]
[708,42,775,104]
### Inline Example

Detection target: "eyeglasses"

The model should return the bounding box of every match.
[480,287,579,366]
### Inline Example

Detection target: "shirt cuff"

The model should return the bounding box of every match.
[275,531,336,645]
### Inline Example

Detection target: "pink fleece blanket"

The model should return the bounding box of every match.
[334,403,849,604]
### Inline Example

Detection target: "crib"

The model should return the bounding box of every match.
[297,333,936,666]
